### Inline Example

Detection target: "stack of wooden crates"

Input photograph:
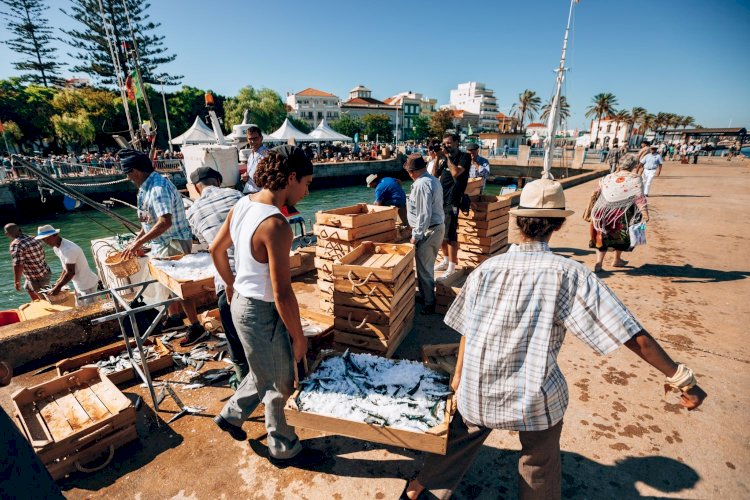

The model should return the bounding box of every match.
[456,194,512,269]
[331,243,416,357]
[314,204,398,313]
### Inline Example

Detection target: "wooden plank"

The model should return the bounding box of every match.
[468,194,511,211]
[457,216,507,230]
[317,280,334,295]
[73,386,112,424]
[457,246,509,266]
[464,178,483,196]
[435,268,469,298]
[313,220,396,242]
[88,378,130,415]
[315,229,397,260]
[37,398,75,442]
[316,204,397,228]
[458,205,510,222]
[332,307,415,353]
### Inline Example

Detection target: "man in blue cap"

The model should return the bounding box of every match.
[118,149,207,346]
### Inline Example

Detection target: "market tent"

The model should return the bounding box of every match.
[308,118,353,142]
[171,116,217,145]
[266,118,314,142]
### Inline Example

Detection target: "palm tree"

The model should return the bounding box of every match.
[654,112,671,142]
[540,96,571,126]
[629,107,647,146]
[640,113,656,142]
[611,109,630,147]
[510,89,541,131]
[681,115,695,129]
[585,93,618,147]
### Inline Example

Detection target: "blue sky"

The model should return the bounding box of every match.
[1,0,749,130]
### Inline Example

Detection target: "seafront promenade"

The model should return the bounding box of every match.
[0,158,747,498]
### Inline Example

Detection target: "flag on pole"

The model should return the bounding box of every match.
[126,70,144,100]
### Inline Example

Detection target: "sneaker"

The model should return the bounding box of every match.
[434,259,449,272]
[162,314,185,332]
[180,323,210,347]
[269,447,325,468]
[213,415,247,441]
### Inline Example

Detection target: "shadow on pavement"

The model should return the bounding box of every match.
[277,436,701,499]
[624,263,750,283]
[648,194,710,198]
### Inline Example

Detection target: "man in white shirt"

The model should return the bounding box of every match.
[640,145,663,196]
[240,125,268,194]
[36,225,101,306]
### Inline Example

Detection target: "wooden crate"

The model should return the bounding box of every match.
[315,229,398,261]
[457,231,508,248]
[333,242,415,284]
[334,300,415,340]
[457,214,509,237]
[458,195,512,222]
[435,304,450,315]
[319,299,334,314]
[458,237,508,255]
[332,271,414,312]
[421,343,460,375]
[284,351,454,454]
[435,268,469,300]
[333,260,415,298]
[12,366,137,480]
[56,339,173,386]
[457,246,509,267]
[315,204,397,228]
[148,257,214,300]
[464,178,484,196]
[314,220,396,242]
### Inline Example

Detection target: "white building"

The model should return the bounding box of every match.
[339,85,398,123]
[588,118,631,148]
[286,88,341,129]
[449,82,499,131]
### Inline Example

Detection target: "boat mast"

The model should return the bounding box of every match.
[542,0,577,180]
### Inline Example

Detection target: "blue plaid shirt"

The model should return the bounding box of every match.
[137,172,192,248]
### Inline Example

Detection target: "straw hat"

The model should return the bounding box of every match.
[34,224,60,239]
[509,179,574,218]
[365,174,378,186]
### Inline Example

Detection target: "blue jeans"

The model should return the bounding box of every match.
[220,294,302,459]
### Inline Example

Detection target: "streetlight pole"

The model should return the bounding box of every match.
[160,77,174,153]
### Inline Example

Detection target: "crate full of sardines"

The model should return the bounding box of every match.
[284,350,455,454]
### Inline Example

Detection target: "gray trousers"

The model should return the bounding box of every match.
[415,225,445,306]
[418,412,563,499]
[220,294,302,459]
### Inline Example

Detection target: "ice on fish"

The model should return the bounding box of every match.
[296,351,450,433]
[149,252,215,281]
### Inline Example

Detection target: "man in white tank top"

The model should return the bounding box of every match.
[209,145,324,467]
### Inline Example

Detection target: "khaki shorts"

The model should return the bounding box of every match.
[151,239,192,258]
[25,275,50,292]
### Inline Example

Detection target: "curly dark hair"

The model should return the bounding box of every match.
[253,149,313,191]
[515,216,566,239]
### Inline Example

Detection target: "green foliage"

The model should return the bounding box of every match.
[412,115,431,141]
[0,78,56,147]
[51,110,96,148]
[61,0,180,85]
[330,113,363,138]
[362,113,392,142]
[223,86,286,134]
[2,120,23,142]
[429,109,454,138]
[0,0,64,87]
[288,115,312,134]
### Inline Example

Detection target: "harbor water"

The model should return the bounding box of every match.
[0,182,505,311]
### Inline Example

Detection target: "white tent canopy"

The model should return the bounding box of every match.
[308,118,353,142]
[266,118,314,142]
[171,116,217,145]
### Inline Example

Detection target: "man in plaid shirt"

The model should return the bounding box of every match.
[403,179,706,500]
[5,223,50,301]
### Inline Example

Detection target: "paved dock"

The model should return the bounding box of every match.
[1,158,748,499]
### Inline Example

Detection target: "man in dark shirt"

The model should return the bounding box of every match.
[366,173,407,223]
[435,132,470,278]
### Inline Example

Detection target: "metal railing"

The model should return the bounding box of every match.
[1,157,185,182]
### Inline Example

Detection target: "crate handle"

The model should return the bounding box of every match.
[327,218,342,227]
[75,445,115,474]
[74,423,114,445]
[347,312,369,330]
[347,271,374,287]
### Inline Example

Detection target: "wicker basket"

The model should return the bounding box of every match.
[104,251,140,278]
[43,290,74,305]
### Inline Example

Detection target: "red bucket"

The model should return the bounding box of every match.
[0,310,20,327]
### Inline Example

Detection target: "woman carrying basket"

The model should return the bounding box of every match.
[583,154,650,272]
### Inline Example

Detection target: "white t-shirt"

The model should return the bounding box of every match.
[53,238,99,292]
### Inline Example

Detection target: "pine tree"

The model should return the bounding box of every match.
[0,0,65,87]
[60,0,181,86]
